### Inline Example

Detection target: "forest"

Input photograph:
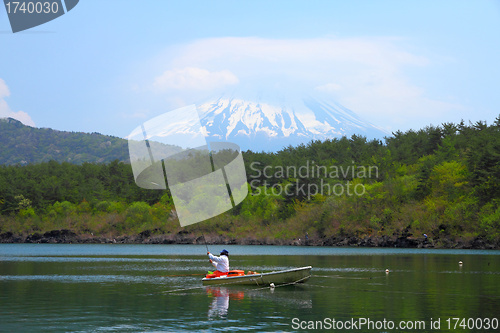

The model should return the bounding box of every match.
[0,117,499,247]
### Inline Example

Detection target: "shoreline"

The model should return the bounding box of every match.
[1,230,498,250]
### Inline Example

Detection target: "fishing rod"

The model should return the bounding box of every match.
[159,228,211,280]
[160,273,206,277]
[200,228,209,253]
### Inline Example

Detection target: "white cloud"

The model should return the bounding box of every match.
[153,67,239,91]
[0,78,36,127]
[0,79,10,98]
[315,83,342,93]
[168,37,428,79]
[145,37,463,130]
[121,109,150,119]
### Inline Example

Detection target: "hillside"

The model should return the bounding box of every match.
[0,116,499,248]
[0,118,130,165]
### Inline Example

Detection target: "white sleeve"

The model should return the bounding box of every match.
[208,253,224,263]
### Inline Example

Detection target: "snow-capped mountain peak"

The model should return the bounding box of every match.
[192,95,386,151]
[198,98,308,141]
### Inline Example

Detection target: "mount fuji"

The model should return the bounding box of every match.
[191,95,387,152]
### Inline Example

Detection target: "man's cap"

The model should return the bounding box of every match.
[220,249,229,255]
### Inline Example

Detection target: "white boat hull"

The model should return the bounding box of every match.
[202,266,312,286]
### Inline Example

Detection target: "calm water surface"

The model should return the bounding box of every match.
[0,244,499,332]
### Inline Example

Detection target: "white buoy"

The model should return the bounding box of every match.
[270,283,275,288]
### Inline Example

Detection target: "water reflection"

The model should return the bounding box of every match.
[206,287,244,318]
[205,285,313,319]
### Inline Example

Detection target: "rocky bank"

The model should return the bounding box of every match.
[0,230,498,249]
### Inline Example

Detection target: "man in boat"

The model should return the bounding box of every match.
[207,249,229,278]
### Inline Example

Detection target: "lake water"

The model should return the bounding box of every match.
[0,244,499,332]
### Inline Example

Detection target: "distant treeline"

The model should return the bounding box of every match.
[0,117,499,245]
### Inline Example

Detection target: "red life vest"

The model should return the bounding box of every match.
[205,270,245,279]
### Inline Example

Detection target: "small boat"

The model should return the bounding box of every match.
[202,266,312,286]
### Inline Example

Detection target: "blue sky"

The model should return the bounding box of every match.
[1,0,499,138]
